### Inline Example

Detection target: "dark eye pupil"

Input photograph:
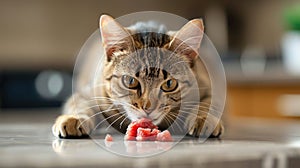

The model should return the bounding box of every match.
[167,80,172,87]
[129,78,134,85]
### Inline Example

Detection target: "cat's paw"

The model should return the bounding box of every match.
[209,121,224,138]
[52,115,93,139]
[188,115,224,138]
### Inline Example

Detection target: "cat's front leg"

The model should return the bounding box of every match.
[52,114,94,138]
[187,115,224,138]
[52,93,95,138]
[186,99,224,138]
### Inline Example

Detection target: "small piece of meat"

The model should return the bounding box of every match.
[156,130,173,142]
[105,134,113,142]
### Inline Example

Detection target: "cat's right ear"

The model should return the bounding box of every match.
[99,15,134,62]
[168,19,204,64]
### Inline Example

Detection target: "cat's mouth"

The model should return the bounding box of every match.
[137,115,159,121]
[125,106,165,125]
[131,111,160,124]
[136,114,157,121]
[142,113,165,125]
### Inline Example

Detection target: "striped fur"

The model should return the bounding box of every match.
[52,15,224,138]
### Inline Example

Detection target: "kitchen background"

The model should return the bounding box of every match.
[0,0,300,121]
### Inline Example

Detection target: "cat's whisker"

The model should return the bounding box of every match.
[111,101,137,110]
[173,113,189,122]
[89,96,117,102]
[195,116,215,128]
[90,96,133,107]
[70,99,113,106]
[117,94,132,98]
[177,110,217,131]
[179,109,213,117]
[115,101,138,111]
[182,101,218,111]
[198,109,222,118]
[105,111,127,131]
[199,101,218,106]
[163,114,176,133]
[78,104,115,126]
[78,109,124,129]
[182,101,220,109]
[198,105,220,112]
[168,113,186,131]
[182,101,209,104]
[179,109,220,120]
[83,107,121,123]
[182,105,218,111]
[120,115,129,129]
[169,112,186,125]
[74,104,114,114]
[92,112,124,132]
[89,97,135,110]
[174,113,199,131]
[179,108,216,115]
[178,110,199,118]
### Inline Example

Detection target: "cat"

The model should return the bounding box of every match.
[52,14,224,138]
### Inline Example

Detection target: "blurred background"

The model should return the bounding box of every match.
[0,0,300,121]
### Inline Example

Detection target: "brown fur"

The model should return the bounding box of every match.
[52,15,224,138]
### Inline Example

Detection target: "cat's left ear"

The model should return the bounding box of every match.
[168,19,204,62]
[100,15,135,62]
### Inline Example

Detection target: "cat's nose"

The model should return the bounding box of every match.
[142,100,152,113]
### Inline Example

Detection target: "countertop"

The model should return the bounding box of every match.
[0,109,300,168]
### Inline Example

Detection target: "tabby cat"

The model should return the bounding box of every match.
[52,15,224,138]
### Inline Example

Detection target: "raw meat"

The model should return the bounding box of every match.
[124,118,173,142]
[105,134,113,142]
[156,130,173,142]
[136,128,160,141]
[124,118,157,141]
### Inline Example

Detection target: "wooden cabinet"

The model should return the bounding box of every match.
[227,84,300,118]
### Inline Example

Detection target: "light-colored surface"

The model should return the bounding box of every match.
[1,111,300,167]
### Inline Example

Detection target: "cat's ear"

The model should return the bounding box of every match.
[100,15,134,61]
[168,19,204,62]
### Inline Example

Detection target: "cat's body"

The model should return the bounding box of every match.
[52,15,224,138]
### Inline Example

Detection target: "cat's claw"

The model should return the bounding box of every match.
[52,115,93,139]
[209,121,224,138]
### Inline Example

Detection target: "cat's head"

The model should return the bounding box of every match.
[99,15,204,127]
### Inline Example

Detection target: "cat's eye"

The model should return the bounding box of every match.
[122,75,140,89]
[161,78,178,92]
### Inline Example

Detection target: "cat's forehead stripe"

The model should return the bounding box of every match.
[162,69,168,80]
[135,67,169,80]
[132,33,170,48]
[148,67,160,78]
